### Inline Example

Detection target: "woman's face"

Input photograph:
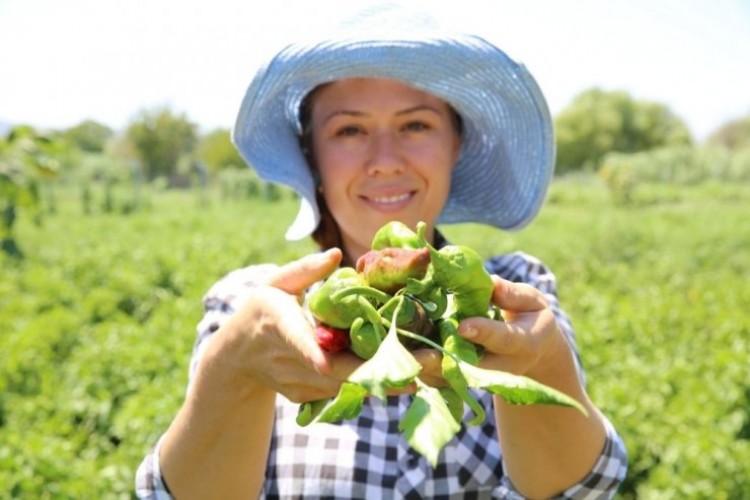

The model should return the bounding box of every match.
[309,78,461,262]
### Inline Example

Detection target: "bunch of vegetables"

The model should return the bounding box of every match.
[298,221,586,465]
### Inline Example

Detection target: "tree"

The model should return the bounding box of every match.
[707,113,750,151]
[125,107,197,180]
[196,128,247,173]
[0,126,62,257]
[554,88,693,174]
[63,120,114,153]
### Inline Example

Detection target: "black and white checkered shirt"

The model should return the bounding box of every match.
[136,251,628,499]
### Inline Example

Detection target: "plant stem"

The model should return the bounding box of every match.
[331,286,390,304]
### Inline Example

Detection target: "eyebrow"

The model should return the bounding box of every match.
[320,104,444,125]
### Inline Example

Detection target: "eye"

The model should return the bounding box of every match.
[403,121,430,132]
[335,125,363,137]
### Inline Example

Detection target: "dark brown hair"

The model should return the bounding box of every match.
[299,87,345,256]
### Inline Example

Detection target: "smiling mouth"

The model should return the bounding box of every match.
[370,193,412,204]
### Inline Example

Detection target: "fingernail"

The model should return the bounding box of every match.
[317,249,335,261]
[461,326,477,339]
[323,248,341,260]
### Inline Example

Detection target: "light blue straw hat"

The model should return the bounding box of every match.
[232,4,555,240]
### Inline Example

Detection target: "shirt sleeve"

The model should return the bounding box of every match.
[485,252,628,498]
[134,437,173,500]
[493,417,628,500]
[134,264,280,498]
[552,417,629,499]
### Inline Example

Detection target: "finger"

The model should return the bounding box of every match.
[271,345,361,401]
[457,317,534,374]
[411,348,443,374]
[490,275,547,316]
[268,289,333,374]
[267,248,343,295]
[325,351,364,381]
[410,349,448,387]
[458,316,524,356]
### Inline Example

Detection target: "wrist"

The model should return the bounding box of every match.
[525,328,585,397]
[191,324,276,407]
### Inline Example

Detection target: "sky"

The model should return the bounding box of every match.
[1,0,749,141]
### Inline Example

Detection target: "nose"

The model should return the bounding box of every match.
[365,131,405,176]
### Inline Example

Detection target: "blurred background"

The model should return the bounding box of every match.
[1,0,748,498]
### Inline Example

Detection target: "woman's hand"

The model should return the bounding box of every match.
[204,248,363,403]
[162,250,364,499]
[375,275,574,389]
[456,275,572,383]
[453,276,607,498]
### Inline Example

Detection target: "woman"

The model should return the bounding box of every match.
[136,6,627,499]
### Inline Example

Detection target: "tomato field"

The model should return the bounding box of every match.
[1,179,748,498]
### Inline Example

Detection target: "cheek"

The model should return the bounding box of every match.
[430,151,457,210]
[318,160,350,197]
[314,144,351,181]
[423,148,457,187]
[317,160,352,211]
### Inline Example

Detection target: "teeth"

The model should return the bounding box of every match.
[373,193,410,203]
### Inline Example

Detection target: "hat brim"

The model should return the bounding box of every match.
[232,34,555,240]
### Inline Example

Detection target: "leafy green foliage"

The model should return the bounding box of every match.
[555,88,693,174]
[62,120,114,153]
[444,182,750,499]
[1,180,748,497]
[196,128,246,173]
[707,113,750,152]
[125,106,197,181]
[599,146,750,203]
[0,126,64,257]
[399,379,460,466]
[307,301,582,466]
[0,190,315,497]
[301,222,585,465]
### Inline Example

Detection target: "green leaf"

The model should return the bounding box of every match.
[438,387,464,424]
[439,318,485,426]
[442,346,486,426]
[398,378,461,467]
[348,316,422,401]
[311,383,369,424]
[458,361,588,415]
[296,398,331,426]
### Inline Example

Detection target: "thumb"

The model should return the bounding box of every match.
[266,248,343,296]
[490,275,547,316]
